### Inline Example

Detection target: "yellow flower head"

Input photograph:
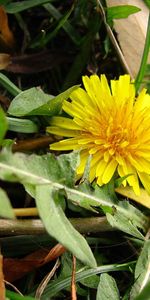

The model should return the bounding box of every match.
[47,74,150,195]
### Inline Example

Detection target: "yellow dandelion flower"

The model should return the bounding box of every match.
[47,74,150,196]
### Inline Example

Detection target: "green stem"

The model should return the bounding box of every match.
[135,13,150,92]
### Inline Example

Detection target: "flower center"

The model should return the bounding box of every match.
[102,119,132,158]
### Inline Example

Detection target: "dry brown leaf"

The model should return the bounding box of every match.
[0,255,5,300]
[6,50,69,73]
[5,281,23,296]
[42,243,66,265]
[3,243,65,282]
[0,53,11,69]
[106,0,150,78]
[35,259,60,299]
[0,6,15,51]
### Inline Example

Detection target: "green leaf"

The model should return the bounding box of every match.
[106,211,144,240]
[79,275,100,289]
[0,73,21,96]
[96,273,120,300]
[0,150,148,237]
[130,240,150,299]
[8,85,79,117]
[32,261,134,298]
[57,252,88,296]
[67,183,148,235]
[0,107,8,145]
[6,290,36,300]
[59,252,83,280]
[0,188,15,219]
[5,0,51,13]
[0,150,96,267]
[107,5,141,25]
[7,117,39,133]
[36,185,96,267]
[134,281,150,300]
[143,0,150,9]
[0,149,77,185]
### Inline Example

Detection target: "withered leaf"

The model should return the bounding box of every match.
[0,6,15,51]
[3,244,65,282]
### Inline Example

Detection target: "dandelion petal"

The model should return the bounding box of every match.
[102,160,118,184]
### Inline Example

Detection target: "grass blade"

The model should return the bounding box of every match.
[5,0,51,13]
[43,3,81,45]
[135,13,150,92]
[38,261,135,298]
[0,73,21,96]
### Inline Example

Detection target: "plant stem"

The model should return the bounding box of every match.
[135,13,150,92]
[12,136,54,152]
[14,207,38,217]
[97,0,133,77]
[0,217,113,236]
